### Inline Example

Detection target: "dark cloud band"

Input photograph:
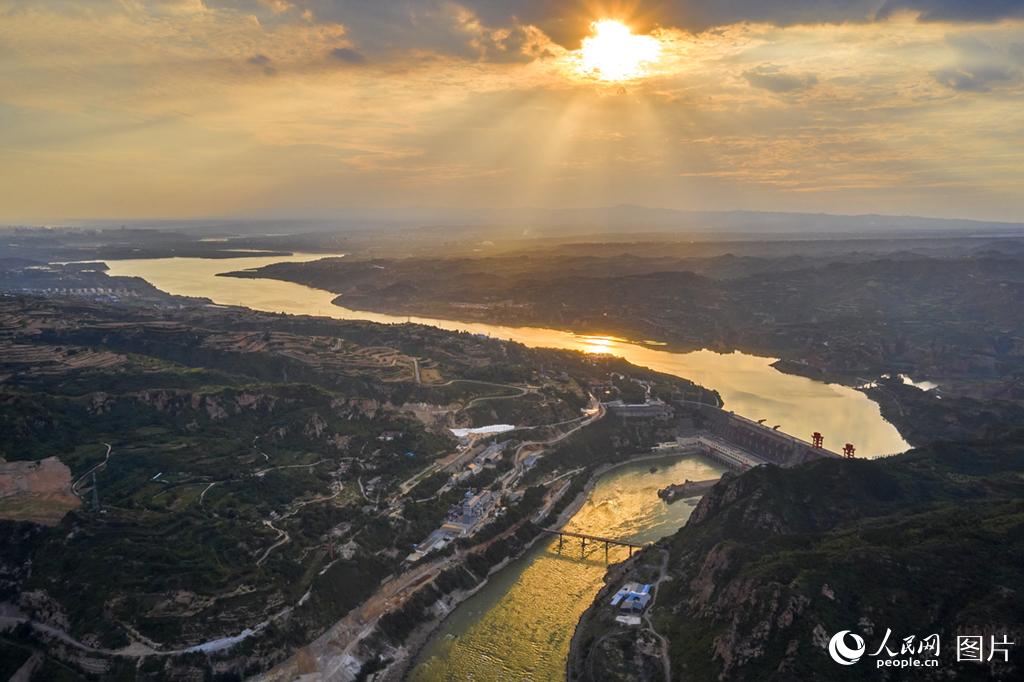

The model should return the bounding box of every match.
[209,1,1024,57]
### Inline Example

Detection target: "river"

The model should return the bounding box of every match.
[104,253,908,457]
[102,252,909,681]
[410,454,725,681]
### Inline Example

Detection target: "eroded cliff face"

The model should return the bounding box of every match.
[571,441,1024,681]
[0,456,79,525]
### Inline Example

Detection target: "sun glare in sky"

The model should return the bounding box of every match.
[579,19,662,81]
[2,4,1023,220]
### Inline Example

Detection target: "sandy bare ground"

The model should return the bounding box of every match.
[0,456,80,525]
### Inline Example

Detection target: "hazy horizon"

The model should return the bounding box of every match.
[5,205,1024,235]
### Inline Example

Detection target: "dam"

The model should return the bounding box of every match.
[645,400,844,471]
[634,401,845,502]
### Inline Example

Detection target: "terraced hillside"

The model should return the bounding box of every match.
[0,295,710,679]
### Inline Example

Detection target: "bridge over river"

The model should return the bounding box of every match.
[541,528,650,559]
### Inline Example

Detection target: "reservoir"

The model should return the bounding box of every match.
[104,253,909,457]
[101,253,910,680]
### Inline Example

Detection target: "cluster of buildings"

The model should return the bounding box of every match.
[603,398,674,420]
[14,286,137,301]
[405,437,516,562]
[405,488,501,563]
[609,582,653,626]
[447,489,498,530]
[451,440,507,484]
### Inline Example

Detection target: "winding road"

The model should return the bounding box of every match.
[71,442,112,498]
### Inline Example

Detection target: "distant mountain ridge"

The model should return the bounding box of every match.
[11,206,1024,237]
[471,205,1024,236]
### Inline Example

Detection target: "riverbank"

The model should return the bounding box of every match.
[568,438,1024,681]
[219,251,996,416]
[104,255,909,457]
[382,500,567,681]
[305,299,914,448]
[381,460,617,681]
[266,289,897,393]
[401,451,718,681]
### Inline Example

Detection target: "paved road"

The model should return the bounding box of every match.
[199,481,219,505]
[71,442,112,498]
[25,394,604,675]
[256,397,604,681]
[644,548,673,682]
[256,520,289,567]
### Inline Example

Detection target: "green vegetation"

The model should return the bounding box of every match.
[572,435,1024,680]
[0,638,33,679]
[526,414,677,483]
[0,294,706,679]
[233,247,1024,445]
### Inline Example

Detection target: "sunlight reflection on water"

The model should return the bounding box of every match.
[100,253,912,680]
[410,455,725,681]
[105,254,908,456]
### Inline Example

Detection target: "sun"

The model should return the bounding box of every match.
[578,19,661,81]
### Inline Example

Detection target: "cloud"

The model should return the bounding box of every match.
[933,65,1017,91]
[204,0,554,61]
[3,1,1024,222]
[443,1,1024,46]
[247,53,277,75]
[932,30,1024,91]
[329,46,366,64]
[743,66,819,93]
[877,1,1024,23]
[635,2,1024,42]
[181,2,1024,61]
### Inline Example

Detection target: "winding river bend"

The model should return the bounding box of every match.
[105,253,907,457]
[103,252,909,680]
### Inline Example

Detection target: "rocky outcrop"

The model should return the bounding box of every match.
[658,477,720,503]
[86,388,284,421]
[572,440,1024,681]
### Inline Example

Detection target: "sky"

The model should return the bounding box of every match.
[1,1,1023,223]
